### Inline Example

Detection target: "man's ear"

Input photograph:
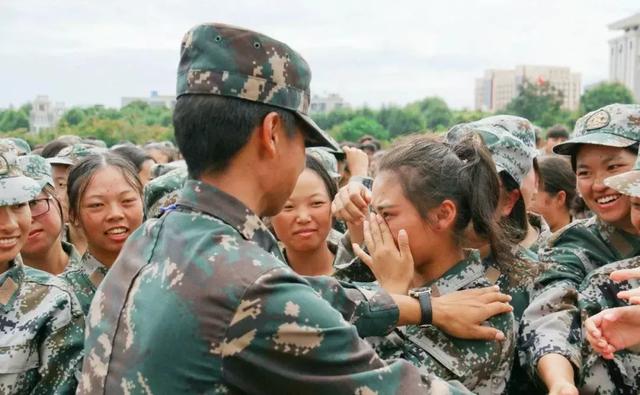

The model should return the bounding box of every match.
[257,112,282,158]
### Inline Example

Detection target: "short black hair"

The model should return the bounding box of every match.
[111,145,154,172]
[537,156,576,211]
[40,140,70,158]
[546,125,569,140]
[173,95,299,178]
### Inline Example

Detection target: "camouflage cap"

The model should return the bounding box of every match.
[306,147,340,180]
[470,115,538,159]
[47,144,107,166]
[554,104,640,155]
[0,143,41,205]
[0,138,31,156]
[604,150,640,197]
[143,166,188,218]
[176,23,338,151]
[18,154,54,191]
[446,122,532,186]
[150,160,186,179]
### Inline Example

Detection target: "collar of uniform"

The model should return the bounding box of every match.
[528,212,550,236]
[0,256,25,310]
[61,240,82,269]
[594,216,640,259]
[418,249,484,296]
[176,180,282,257]
[80,252,109,289]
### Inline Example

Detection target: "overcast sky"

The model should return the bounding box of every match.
[1,0,638,110]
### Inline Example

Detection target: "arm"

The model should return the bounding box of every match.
[222,267,472,394]
[537,354,578,395]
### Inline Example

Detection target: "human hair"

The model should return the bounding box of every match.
[143,142,177,162]
[378,134,508,262]
[67,152,143,223]
[546,125,569,140]
[305,155,338,202]
[173,95,299,178]
[41,184,65,227]
[499,172,528,244]
[40,140,70,158]
[537,156,576,211]
[111,145,155,172]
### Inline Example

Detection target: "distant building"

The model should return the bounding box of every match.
[609,12,640,101]
[29,95,65,133]
[474,65,581,112]
[310,93,350,113]
[121,91,176,109]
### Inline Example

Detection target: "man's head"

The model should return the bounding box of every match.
[545,124,569,154]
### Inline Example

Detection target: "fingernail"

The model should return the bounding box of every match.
[495,331,505,341]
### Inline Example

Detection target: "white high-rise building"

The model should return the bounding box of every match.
[474,66,581,112]
[29,95,65,133]
[609,12,640,101]
[309,93,350,113]
[121,91,176,109]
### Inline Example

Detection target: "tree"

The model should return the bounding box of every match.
[331,116,389,142]
[0,109,29,132]
[503,81,564,127]
[580,82,635,113]
[408,97,452,130]
[376,106,424,137]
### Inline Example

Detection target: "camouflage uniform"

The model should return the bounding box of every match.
[46,143,107,167]
[521,104,640,380]
[0,138,30,156]
[0,144,85,394]
[59,252,108,315]
[79,23,468,394]
[142,165,187,218]
[366,250,515,395]
[17,154,54,191]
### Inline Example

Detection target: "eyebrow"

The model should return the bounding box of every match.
[84,190,138,200]
[375,204,397,210]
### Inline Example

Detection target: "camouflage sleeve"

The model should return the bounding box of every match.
[520,245,588,376]
[476,313,516,395]
[304,275,399,337]
[32,288,85,394]
[221,266,471,394]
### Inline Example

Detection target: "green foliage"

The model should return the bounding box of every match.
[0,105,30,132]
[503,81,565,128]
[407,97,452,130]
[376,106,424,137]
[580,82,635,113]
[331,116,389,142]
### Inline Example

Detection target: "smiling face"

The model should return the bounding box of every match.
[576,145,637,232]
[271,168,333,253]
[0,203,31,268]
[77,166,143,265]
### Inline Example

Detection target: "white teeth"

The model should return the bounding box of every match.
[0,237,18,246]
[106,227,127,235]
[597,194,621,204]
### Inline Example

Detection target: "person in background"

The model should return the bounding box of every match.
[60,152,144,314]
[143,141,176,164]
[532,156,576,232]
[271,155,338,276]
[18,155,82,275]
[111,144,157,185]
[521,104,640,395]
[0,143,84,393]
[542,124,570,156]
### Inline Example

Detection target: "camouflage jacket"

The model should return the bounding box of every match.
[366,250,515,395]
[78,180,469,394]
[0,256,84,394]
[527,212,551,255]
[520,216,640,376]
[577,256,640,395]
[59,251,108,316]
[61,240,82,270]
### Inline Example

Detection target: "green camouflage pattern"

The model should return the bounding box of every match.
[366,250,515,394]
[306,147,341,180]
[578,256,640,394]
[528,212,552,255]
[47,144,107,166]
[143,166,188,218]
[446,123,533,186]
[78,179,468,394]
[0,138,31,156]
[0,256,84,394]
[150,159,186,179]
[471,115,538,159]
[18,154,54,191]
[520,216,640,376]
[554,104,640,155]
[604,150,640,198]
[59,252,108,316]
[0,143,41,205]
[176,23,338,150]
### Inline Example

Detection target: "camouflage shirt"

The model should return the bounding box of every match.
[78,180,468,394]
[59,251,108,316]
[578,256,640,394]
[367,250,515,395]
[0,256,84,394]
[527,212,551,255]
[520,216,640,375]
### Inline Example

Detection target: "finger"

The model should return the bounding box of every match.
[353,244,373,268]
[479,291,512,304]
[368,213,384,247]
[376,214,393,246]
[610,268,640,282]
[348,184,370,210]
[361,187,372,205]
[340,194,367,223]
[483,301,514,319]
[362,220,375,252]
[584,318,601,338]
[617,288,640,300]
[630,296,640,305]
[397,229,411,259]
[467,325,505,341]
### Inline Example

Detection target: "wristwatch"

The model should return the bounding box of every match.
[349,175,374,191]
[408,287,432,326]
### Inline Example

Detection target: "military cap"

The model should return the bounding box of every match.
[143,166,188,218]
[306,147,340,180]
[0,143,41,205]
[18,154,54,191]
[554,104,640,155]
[446,122,532,186]
[605,150,640,197]
[47,144,106,166]
[150,160,186,179]
[177,23,338,151]
[471,115,538,158]
[0,137,31,156]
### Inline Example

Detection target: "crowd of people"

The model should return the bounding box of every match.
[2,22,640,395]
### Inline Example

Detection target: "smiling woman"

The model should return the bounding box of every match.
[59,152,144,314]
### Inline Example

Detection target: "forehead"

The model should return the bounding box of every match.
[83,166,137,195]
[576,145,635,165]
[289,168,328,198]
[372,171,405,203]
